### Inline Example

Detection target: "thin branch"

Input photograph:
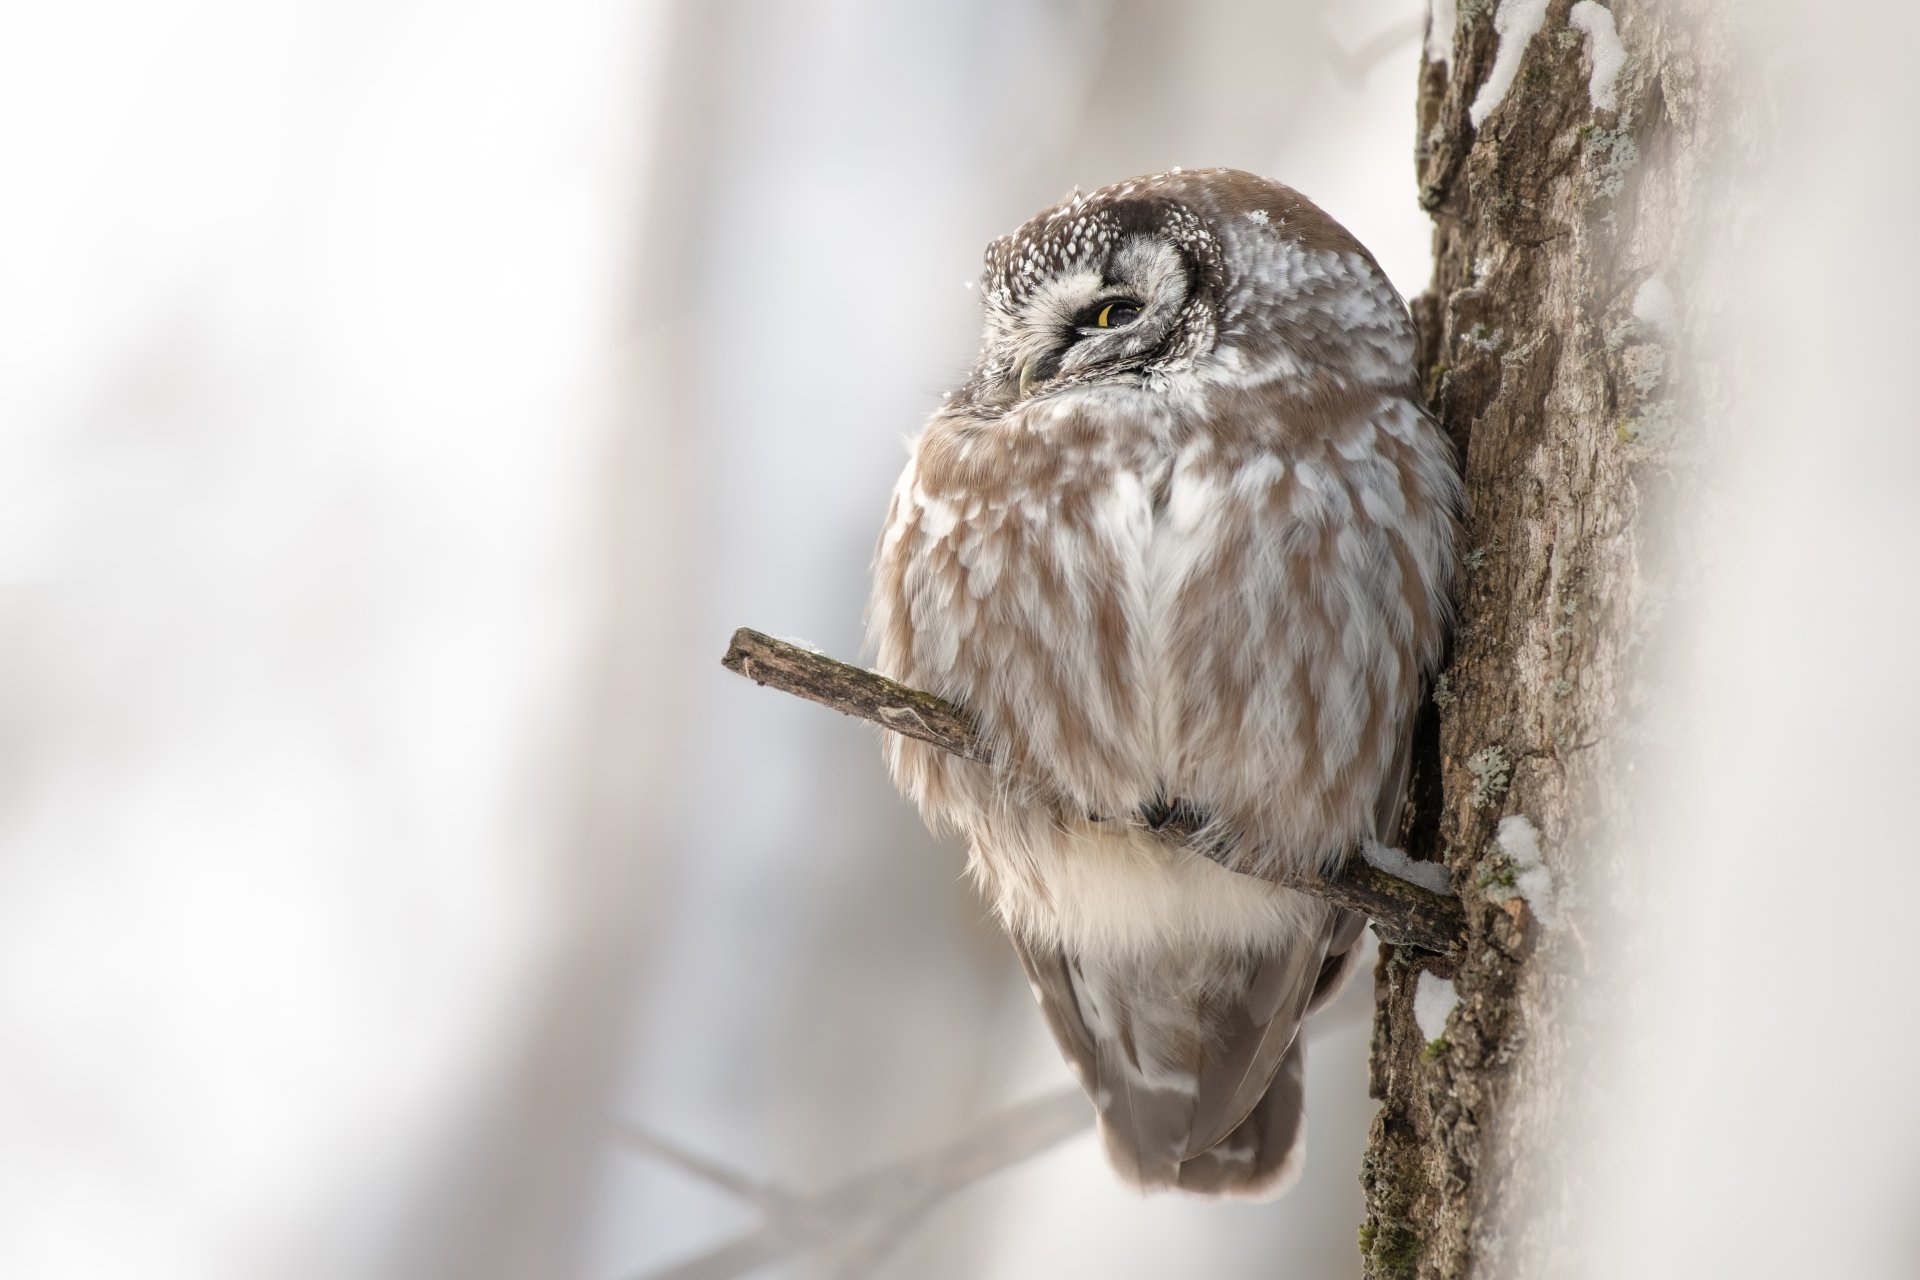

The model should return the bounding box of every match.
[722,628,989,763]
[611,1121,798,1215]
[629,1088,1090,1280]
[722,627,1467,957]
[618,986,1376,1277]
[1316,15,1427,90]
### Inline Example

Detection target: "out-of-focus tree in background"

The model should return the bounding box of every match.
[5,2,1920,1279]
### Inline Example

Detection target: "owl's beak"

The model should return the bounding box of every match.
[1017,359,1037,399]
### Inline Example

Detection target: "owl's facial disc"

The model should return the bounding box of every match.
[995,234,1194,402]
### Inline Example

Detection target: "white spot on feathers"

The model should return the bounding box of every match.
[1469,0,1550,127]
[1569,2,1627,114]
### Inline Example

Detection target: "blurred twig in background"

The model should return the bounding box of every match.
[619,1088,1090,1280]
[1314,15,1426,89]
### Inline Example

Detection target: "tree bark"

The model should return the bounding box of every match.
[1359,3,1744,1275]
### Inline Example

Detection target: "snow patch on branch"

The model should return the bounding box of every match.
[1426,0,1458,69]
[1362,837,1455,896]
[1414,972,1459,1043]
[1469,0,1551,127]
[1568,2,1627,114]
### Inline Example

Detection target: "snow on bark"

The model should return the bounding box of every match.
[1469,0,1550,127]
[1568,2,1627,113]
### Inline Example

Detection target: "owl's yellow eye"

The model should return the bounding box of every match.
[1094,300,1143,328]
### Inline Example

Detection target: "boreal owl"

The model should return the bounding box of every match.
[866,168,1457,1197]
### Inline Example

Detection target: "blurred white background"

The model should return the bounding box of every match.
[1,3,673,1277]
[6,1,1916,1278]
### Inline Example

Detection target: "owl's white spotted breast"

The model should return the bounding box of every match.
[869,367,1455,958]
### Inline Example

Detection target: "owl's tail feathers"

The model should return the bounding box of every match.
[1174,1039,1307,1197]
[1013,908,1364,1200]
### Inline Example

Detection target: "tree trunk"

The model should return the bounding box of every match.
[1360,3,1745,1275]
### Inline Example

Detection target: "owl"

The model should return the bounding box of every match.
[867,169,1457,1197]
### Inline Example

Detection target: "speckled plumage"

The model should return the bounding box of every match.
[867,169,1458,1196]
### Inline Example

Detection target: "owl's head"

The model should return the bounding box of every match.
[957,168,1413,409]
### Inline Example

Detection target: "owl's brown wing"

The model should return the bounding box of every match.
[1011,900,1364,1198]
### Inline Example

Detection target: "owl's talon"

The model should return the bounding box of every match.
[1139,796,1207,832]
